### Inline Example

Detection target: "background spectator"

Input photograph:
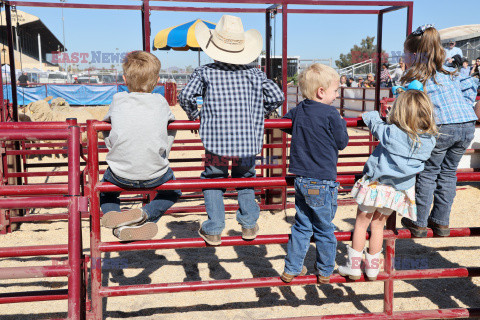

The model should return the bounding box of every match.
[357,76,364,87]
[364,73,375,87]
[460,60,471,77]
[445,40,463,68]
[347,77,357,87]
[391,57,406,86]
[340,75,348,87]
[470,57,480,79]
[17,72,29,87]
[380,63,392,88]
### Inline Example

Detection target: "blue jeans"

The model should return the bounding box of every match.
[414,122,475,227]
[200,151,260,235]
[284,177,339,277]
[100,167,181,223]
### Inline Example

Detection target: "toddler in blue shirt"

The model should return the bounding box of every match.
[280,63,349,284]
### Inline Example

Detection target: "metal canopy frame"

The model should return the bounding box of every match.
[1,0,413,115]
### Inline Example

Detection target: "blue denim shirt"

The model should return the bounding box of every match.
[362,112,436,190]
[425,68,478,125]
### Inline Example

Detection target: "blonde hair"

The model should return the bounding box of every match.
[387,90,437,146]
[122,51,161,93]
[401,27,455,85]
[299,63,339,100]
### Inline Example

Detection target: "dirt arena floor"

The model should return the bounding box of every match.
[1,105,480,319]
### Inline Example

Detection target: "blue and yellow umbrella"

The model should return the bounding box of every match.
[153,19,216,52]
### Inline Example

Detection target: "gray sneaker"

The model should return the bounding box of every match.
[113,222,158,241]
[242,224,259,241]
[198,228,221,246]
[101,208,146,229]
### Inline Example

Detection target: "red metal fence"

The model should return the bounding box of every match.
[0,119,85,320]
[82,119,480,320]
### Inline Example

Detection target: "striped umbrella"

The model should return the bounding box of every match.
[153,19,216,65]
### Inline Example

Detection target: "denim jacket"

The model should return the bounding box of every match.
[362,111,436,190]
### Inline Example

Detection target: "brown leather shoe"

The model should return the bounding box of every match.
[428,219,450,237]
[280,265,307,283]
[317,275,331,284]
[198,228,221,246]
[401,217,428,238]
[242,224,259,241]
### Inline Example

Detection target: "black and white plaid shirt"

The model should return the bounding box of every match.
[179,62,284,157]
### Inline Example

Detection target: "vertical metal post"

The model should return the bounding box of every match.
[374,12,383,112]
[384,234,395,316]
[142,0,151,52]
[87,120,102,320]
[38,33,42,68]
[265,9,271,79]
[281,2,288,211]
[406,4,413,36]
[5,3,18,113]
[66,118,84,320]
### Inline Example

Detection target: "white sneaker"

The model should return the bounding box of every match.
[338,245,363,280]
[101,208,146,229]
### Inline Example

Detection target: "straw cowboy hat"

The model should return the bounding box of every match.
[195,15,263,65]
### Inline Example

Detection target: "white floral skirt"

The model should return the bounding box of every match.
[351,175,417,221]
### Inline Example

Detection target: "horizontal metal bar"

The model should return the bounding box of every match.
[0,197,69,209]
[97,267,479,298]
[0,244,69,258]
[0,265,70,280]
[0,122,70,129]
[147,0,412,6]
[91,118,365,132]
[150,5,265,12]
[0,184,69,196]
[99,227,480,253]
[10,213,90,223]
[267,308,480,320]
[9,1,141,10]
[380,5,406,13]
[0,129,68,140]
[0,289,68,304]
[287,9,379,14]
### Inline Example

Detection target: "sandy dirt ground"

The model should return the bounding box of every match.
[1,105,480,319]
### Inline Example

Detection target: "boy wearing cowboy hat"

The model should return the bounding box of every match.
[179,15,284,246]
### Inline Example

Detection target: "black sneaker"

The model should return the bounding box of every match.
[401,217,428,238]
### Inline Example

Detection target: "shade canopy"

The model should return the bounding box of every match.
[153,19,216,51]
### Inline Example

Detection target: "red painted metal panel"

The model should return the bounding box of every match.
[0,129,68,140]
[97,267,480,298]
[10,1,141,10]
[288,9,380,14]
[0,265,70,280]
[0,196,69,208]
[0,184,69,196]
[150,5,266,12]
[0,244,69,258]
[0,289,69,304]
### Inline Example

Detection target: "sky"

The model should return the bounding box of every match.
[8,0,480,70]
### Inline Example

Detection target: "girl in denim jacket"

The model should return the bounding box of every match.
[339,89,437,280]
[399,25,479,239]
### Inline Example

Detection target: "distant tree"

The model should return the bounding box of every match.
[172,70,178,74]
[185,65,194,73]
[335,36,388,69]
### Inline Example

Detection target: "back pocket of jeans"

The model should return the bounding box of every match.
[304,185,326,207]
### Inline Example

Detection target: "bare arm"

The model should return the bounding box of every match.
[475,100,480,122]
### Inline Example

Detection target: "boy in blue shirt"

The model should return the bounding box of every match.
[280,63,349,284]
